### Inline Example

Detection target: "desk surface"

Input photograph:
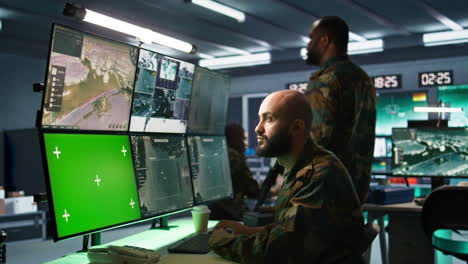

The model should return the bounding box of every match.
[363,201,422,213]
[45,218,235,264]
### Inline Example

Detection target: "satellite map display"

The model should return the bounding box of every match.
[438,85,468,127]
[131,135,193,217]
[130,49,195,133]
[42,25,137,131]
[187,67,230,135]
[376,91,428,136]
[392,128,468,177]
[187,136,232,203]
[43,133,141,239]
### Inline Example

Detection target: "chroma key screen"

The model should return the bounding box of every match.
[43,133,142,239]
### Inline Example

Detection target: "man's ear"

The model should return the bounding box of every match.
[290,119,305,135]
[319,34,329,48]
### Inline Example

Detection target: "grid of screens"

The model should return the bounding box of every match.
[376,91,428,136]
[374,136,392,158]
[130,134,194,217]
[438,85,468,127]
[187,136,233,203]
[43,133,142,239]
[40,25,233,241]
[42,25,137,131]
[130,50,195,133]
[187,67,231,135]
[392,127,468,177]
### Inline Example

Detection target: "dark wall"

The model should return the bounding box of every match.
[226,97,242,127]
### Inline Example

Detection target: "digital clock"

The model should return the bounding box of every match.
[286,82,308,93]
[372,74,402,89]
[419,70,453,87]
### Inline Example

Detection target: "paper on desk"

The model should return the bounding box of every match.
[159,254,237,264]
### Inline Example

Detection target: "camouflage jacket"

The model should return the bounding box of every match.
[209,139,364,264]
[210,148,260,220]
[305,55,376,203]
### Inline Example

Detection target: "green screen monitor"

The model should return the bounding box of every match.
[43,133,142,241]
[392,127,468,177]
[438,85,468,127]
[130,134,194,217]
[41,24,137,131]
[187,67,230,135]
[130,49,195,133]
[376,91,428,136]
[187,135,233,203]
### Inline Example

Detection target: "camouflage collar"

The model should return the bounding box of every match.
[309,55,349,80]
[285,138,318,181]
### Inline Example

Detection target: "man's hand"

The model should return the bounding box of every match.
[214,220,265,236]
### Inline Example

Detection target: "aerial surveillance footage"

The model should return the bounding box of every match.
[130,50,195,133]
[43,133,141,238]
[187,136,232,203]
[392,128,468,177]
[42,25,137,131]
[131,135,193,217]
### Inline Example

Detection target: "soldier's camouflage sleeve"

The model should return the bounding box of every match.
[305,73,338,148]
[209,146,363,264]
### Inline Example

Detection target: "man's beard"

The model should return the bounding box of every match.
[255,125,291,157]
[306,50,319,65]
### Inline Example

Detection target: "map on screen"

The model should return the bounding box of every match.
[130,49,195,133]
[42,25,137,131]
[131,135,194,217]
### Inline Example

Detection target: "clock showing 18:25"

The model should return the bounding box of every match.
[418,70,453,87]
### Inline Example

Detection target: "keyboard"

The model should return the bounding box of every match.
[168,232,212,254]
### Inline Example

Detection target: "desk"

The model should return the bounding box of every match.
[0,211,47,240]
[45,218,234,264]
[363,202,434,264]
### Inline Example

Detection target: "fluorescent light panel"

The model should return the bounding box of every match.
[199,53,271,69]
[83,9,195,53]
[198,53,215,59]
[349,32,367,42]
[348,39,383,55]
[423,29,468,46]
[192,0,245,23]
[413,107,463,113]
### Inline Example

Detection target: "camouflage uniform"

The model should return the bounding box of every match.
[210,147,259,220]
[209,139,364,264]
[305,55,376,203]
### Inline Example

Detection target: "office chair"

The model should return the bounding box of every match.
[340,221,380,264]
[422,185,468,262]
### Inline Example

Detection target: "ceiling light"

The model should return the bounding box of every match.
[199,52,271,69]
[348,39,383,55]
[423,29,468,46]
[413,107,463,113]
[300,48,307,60]
[349,32,367,42]
[63,3,196,53]
[190,0,245,23]
[0,19,2,31]
[198,53,215,59]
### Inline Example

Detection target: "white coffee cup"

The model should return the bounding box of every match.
[191,205,211,233]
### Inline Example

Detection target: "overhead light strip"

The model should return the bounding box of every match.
[349,32,367,42]
[413,107,463,113]
[191,0,245,23]
[348,39,383,54]
[423,29,468,46]
[199,53,271,69]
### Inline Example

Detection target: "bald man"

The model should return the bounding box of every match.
[209,90,364,264]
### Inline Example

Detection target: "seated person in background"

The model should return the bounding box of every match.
[209,124,260,221]
[209,90,364,264]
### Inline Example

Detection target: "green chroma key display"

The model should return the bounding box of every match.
[43,133,142,239]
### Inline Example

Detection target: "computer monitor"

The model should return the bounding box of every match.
[187,135,233,203]
[42,133,142,241]
[374,136,392,158]
[392,127,468,177]
[376,91,428,136]
[187,67,230,135]
[129,49,195,133]
[130,134,194,217]
[41,24,137,131]
[438,85,468,127]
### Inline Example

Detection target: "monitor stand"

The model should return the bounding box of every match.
[78,232,101,252]
[149,216,178,230]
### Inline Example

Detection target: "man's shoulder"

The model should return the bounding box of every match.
[297,147,348,180]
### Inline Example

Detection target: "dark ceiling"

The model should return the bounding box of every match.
[1,0,468,76]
